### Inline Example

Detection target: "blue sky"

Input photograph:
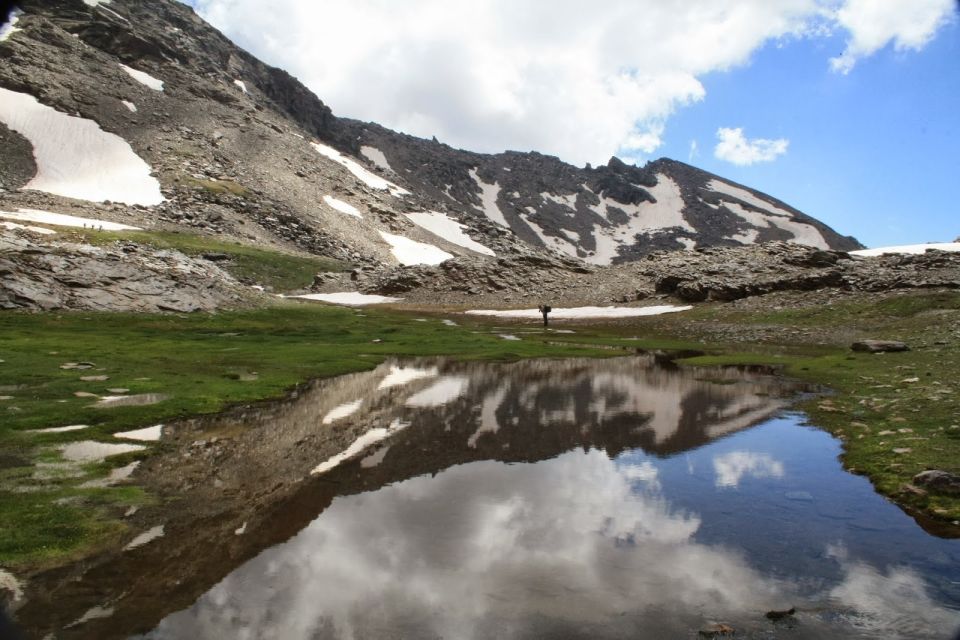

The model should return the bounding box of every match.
[189,0,958,248]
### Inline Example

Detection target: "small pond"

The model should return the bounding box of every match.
[14,356,960,639]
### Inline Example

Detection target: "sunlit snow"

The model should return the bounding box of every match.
[311,142,409,197]
[405,211,495,256]
[121,100,137,112]
[379,230,453,266]
[290,292,402,306]
[113,424,163,442]
[322,195,362,218]
[465,305,693,319]
[850,243,960,257]
[233,79,248,93]
[1,221,56,235]
[0,208,142,231]
[0,88,164,205]
[0,8,22,41]
[119,64,164,91]
[469,168,509,227]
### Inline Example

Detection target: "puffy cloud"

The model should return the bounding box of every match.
[714,127,790,166]
[712,450,785,487]
[191,0,955,166]
[829,0,956,74]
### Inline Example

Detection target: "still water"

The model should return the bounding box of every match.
[22,357,960,639]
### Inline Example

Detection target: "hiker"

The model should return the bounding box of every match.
[538,303,552,327]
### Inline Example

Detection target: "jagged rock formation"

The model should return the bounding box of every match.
[0,0,863,309]
[0,229,250,312]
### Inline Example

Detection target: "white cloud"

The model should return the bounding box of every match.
[191,0,955,166]
[829,0,956,74]
[713,450,785,487]
[714,127,790,166]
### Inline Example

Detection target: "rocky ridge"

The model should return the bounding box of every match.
[0,0,872,315]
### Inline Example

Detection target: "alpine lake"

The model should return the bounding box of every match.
[17,355,960,639]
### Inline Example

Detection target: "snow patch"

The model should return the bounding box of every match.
[119,64,164,92]
[405,211,495,256]
[121,100,137,112]
[113,424,163,441]
[469,168,509,227]
[311,419,410,475]
[124,525,164,550]
[379,230,453,265]
[0,89,164,205]
[27,424,90,434]
[322,399,363,425]
[707,179,792,218]
[851,243,960,257]
[542,192,578,210]
[0,208,142,231]
[291,292,402,306]
[465,305,693,319]
[720,201,828,249]
[520,212,580,259]
[360,145,394,173]
[405,376,470,407]
[0,8,22,41]
[83,0,112,6]
[322,195,362,219]
[377,365,438,390]
[311,142,409,197]
[676,237,697,251]
[60,441,145,463]
[233,79,248,93]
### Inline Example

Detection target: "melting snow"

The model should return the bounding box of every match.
[28,424,90,434]
[233,79,248,93]
[0,8,22,41]
[360,145,393,173]
[60,441,145,463]
[322,399,363,424]
[311,142,409,197]
[405,376,470,407]
[311,419,410,475]
[465,305,693,319]
[121,100,137,112]
[377,365,438,390]
[379,230,453,265]
[719,200,828,249]
[119,64,164,91]
[851,243,960,257]
[113,424,163,441]
[322,195,362,218]
[290,292,402,306]
[0,88,164,205]
[124,525,164,550]
[405,211,496,256]
[469,168,509,227]
[0,208,142,231]
[81,460,140,488]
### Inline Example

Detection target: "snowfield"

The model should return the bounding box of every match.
[405,211,496,256]
[469,168,509,227]
[851,243,960,257]
[290,292,402,306]
[1,221,56,235]
[0,8,22,41]
[379,231,454,266]
[360,146,394,173]
[465,305,693,319]
[311,142,409,197]
[0,88,164,206]
[322,195,362,219]
[119,64,164,91]
[0,208,142,231]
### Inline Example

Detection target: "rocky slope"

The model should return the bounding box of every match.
[0,0,867,314]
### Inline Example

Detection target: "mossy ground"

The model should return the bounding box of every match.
[1,288,958,570]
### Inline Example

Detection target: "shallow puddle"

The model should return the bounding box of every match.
[12,356,960,639]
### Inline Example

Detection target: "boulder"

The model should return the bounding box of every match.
[851,340,910,353]
[912,470,960,495]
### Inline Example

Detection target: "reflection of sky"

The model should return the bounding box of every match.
[146,417,960,640]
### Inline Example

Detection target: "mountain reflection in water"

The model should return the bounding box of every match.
[14,357,960,639]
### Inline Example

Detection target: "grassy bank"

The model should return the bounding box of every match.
[0,302,615,568]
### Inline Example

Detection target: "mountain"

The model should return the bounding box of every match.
[0,0,861,291]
